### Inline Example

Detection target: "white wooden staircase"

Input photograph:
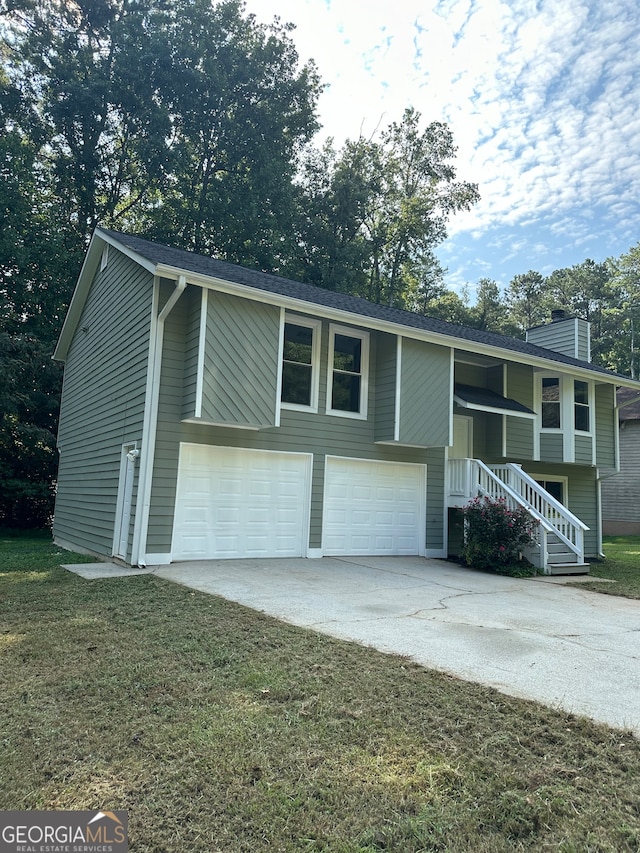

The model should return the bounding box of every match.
[447,459,590,575]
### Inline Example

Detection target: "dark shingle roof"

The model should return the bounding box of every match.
[99,227,633,382]
[454,384,535,414]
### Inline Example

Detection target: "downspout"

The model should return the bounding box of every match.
[132,274,187,567]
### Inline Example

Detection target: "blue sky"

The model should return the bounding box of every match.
[245,0,640,299]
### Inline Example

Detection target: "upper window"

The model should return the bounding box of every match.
[541,377,561,429]
[574,380,590,432]
[327,325,369,418]
[280,317,320,411]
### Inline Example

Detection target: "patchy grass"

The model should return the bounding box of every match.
[1,534,639,852]
[579,536,640,599]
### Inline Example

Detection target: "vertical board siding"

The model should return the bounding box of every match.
[374,332,397,443]
[54,250,153,558]
[201,291,280,426]
[181,286,201,420]
[602,421,640,526]
[595,384,616,469]
[399,339,450,446]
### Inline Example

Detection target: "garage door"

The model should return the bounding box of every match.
[172,444,312,560]
[323,456,426,555]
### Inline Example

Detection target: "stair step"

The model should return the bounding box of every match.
[546,552,579,564]
[547,563,590,576]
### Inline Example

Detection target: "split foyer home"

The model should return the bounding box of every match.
[52,228,640,573]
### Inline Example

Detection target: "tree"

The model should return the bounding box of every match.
[605,244,640,377]
[295,108,479,308]
[505,270,548,334]
[0,0,322,526]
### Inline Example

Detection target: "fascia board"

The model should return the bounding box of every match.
[53,235,103,361]
[97,227,157,274]
[53,229,158,362]
[154,262,640,389]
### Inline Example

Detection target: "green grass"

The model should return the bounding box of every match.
[578,536,640,599]
[1,534,639,852]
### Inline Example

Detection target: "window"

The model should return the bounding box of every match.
[280,317,319,410]
[574,380,590,431]
[328,325,369,418]
[541,377,561,428]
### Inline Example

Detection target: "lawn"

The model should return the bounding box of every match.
[579,536,640,599]
[1,534,639,852]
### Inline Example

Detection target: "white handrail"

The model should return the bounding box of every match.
[447,457,587,567]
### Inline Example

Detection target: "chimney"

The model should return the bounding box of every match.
[526,310,591,362]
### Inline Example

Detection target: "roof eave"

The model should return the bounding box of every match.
[153,262,634,386]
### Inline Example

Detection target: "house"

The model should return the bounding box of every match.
[601,387,640,535]
[52,228,640,573]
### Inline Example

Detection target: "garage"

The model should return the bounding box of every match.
[171,444,312,560]
[322,456,426,556]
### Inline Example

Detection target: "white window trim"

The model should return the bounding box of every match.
[280,314,322,414]
[534,372,594,462]
[326,324,370,420]
[534,473,569,504]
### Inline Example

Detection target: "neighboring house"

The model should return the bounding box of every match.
[601,387,640,535]
[52,228,640,573]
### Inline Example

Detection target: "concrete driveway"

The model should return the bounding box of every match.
[149,556,640,736]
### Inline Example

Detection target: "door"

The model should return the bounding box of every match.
[171,444,312,560]
[451,415,473,459]
[322,456,426,556]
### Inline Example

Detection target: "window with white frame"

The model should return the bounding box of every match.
[280,316,320,410]
[541,377,561,428]
[574,380,590,432]
[327,325,369,418]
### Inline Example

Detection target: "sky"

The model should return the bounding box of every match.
[244,0,640,299]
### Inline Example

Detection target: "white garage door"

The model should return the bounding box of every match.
[323,456,426,556]
[172,444,312,560]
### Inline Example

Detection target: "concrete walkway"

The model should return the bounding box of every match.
[65,555,640,735]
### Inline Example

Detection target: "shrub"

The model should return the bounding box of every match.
[461,496,537,576]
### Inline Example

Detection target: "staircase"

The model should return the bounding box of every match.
[447,459,590,575]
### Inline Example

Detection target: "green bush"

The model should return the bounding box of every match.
[461,496,537,576]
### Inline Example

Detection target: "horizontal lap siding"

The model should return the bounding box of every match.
[595,384,616,469]
[506,362,534,459]
[601,421,640,524]
[181,286,201,419]
[523,463,598,556]
[374,332,397,442]
[575,434,593,465]
[147,311,446,554]
[54,251,153,557]
[540,433,563,463]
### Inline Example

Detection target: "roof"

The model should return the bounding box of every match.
[454,383,536,416]
[56,227,640,389]
[617,387,640,420]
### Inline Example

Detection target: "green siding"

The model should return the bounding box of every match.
[399,339,450,446]
[374,332,397,442]
[485,413,503,458]
[181,286,201,419]
[200,291,280,426]
[53,250,153,560]
[522,463,599,556]
[506,416,533,458]
[540,433,563,462]
[595,384,616,469]
[147,304,446,555]
[527,319,578,357]
[575,434,593,465]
